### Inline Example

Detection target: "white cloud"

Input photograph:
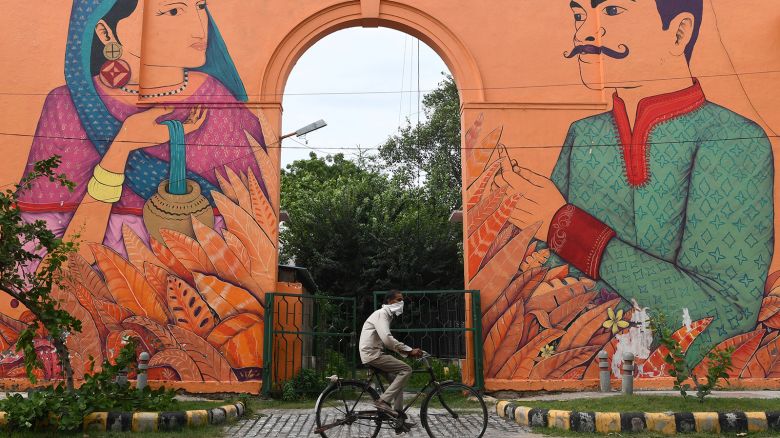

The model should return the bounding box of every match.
[280,27,450,168]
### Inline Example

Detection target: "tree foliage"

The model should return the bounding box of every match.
[379,74,461,210]
[280,153,463,308]
[0,156,81,390]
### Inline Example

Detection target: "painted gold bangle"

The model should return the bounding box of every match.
[87,177,122,203]
[93,164,125,187]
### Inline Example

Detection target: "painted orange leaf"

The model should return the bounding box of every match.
[247,168,278,244]
[144,262,171,306]
[105,329,147,364]
[224,166,252,212]
[530,346,600,379]
[90,244,169,325]
[159,229,216,275]
[191,217,263,297]
[467,187,508,236]
[479,223,521,272]
[524,241,539,260]
[742,334,780,378]
[68,254,112,302]
[527,277,596,313]
[0,314,24,345]
[765,270,780,295]
[169,325,237,381]
[150,237,194,284]
[463,113,485,163]
[693,328,764,377]
[121,224,162,271]
[544,265,570,282]
[212,191,276,295]
[556,299,621,351]
[215,168,238,203]
[244,130,279,210]
[464,122,499,189]
[220,324,264,369]
[223,230,251,270]
[94,298,133,329]
[122,316,179,350]
[72,283,110,340]
[642,318,714,376]
[467,193,522,279]
[466,160,504,210]
[57,289,103,371]
[520,249,550,272]
[193,273,264,319]
[759,296,780,329]
[549,291,598,328]
[484,299,524,376]
[496,329,565,379]
[166,276,215,337]
[477,220,539,279]
[206,313,263,349]
[148,349,203,381]
[482,267,547,337]
[561,366,586,380]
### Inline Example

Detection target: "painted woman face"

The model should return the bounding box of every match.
[115,0,210,69]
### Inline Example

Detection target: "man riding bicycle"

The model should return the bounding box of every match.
[359,290,423,430]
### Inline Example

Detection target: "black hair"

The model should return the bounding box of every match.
[90,0,140,75]
[384,290,402,304]
[655,0,703,63]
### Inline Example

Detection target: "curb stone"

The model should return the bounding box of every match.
[496,400,775,435]
[77,402,246,432]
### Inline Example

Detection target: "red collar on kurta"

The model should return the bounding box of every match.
[612,78,706,187]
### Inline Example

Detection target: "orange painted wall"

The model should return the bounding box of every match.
[0,0,778,391]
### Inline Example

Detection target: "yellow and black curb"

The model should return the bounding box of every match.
[496,400,778,435]
[78,401,246,433]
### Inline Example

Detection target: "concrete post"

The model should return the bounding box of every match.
[598,350,610,392]
[137,352,150,391]
[622,352,635,395]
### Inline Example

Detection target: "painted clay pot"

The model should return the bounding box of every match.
[143,179,214,243]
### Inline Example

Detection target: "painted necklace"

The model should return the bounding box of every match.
[120,71,189,98]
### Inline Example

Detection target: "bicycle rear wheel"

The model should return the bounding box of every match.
[314,380,382,438]
[421,382,488,438]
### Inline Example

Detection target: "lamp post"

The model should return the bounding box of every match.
[281,119,327,140]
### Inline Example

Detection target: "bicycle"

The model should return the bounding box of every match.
[314,354,488,437]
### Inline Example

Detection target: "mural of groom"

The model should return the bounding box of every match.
[474,0,774,380]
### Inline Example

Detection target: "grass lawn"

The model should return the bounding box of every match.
[528,426,779,437]
[517,395,780,413]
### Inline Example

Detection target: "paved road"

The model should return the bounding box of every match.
[224,408,537,437]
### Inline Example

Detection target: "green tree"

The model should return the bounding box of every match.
[379,74,461,210]
[280,153,462,311]
[0,157,81,390]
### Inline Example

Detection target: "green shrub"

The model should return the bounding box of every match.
[282,368,327,401]
[0,339,176,432]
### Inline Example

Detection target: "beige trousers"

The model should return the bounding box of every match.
[367,354,412,410]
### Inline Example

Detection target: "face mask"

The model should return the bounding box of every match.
[385,301,404,316]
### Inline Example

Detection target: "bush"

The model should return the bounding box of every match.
[403,356,461,389]
[0,339,176,431]
[282,368,327,401]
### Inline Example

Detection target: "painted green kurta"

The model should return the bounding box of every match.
[550,101,774,366]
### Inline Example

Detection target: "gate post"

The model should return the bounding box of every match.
[262,293,276,397]
[471,291,484,391]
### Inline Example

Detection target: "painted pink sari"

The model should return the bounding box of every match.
[18,75,268,257]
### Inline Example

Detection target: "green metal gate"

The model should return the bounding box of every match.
[262,293,357,396]
[372,290,483,391]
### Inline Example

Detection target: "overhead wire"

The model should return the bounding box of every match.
[0,69,776,98]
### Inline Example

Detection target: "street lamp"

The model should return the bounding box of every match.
[280,119,327,140]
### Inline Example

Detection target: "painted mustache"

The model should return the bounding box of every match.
[564,44,630,59]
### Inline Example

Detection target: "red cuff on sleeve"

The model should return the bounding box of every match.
[547,204,615,279]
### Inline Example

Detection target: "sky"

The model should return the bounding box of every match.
[280,27,450,169]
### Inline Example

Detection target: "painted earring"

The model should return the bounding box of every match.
[99,42,132,89]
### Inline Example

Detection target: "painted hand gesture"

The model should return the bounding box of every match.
[493,145,566,241]
[101,105,208,173]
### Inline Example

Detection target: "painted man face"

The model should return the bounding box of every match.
[567,0,690,90]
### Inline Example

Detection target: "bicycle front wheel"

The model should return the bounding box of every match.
[421,382,488,438]
[314,380,382,438]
